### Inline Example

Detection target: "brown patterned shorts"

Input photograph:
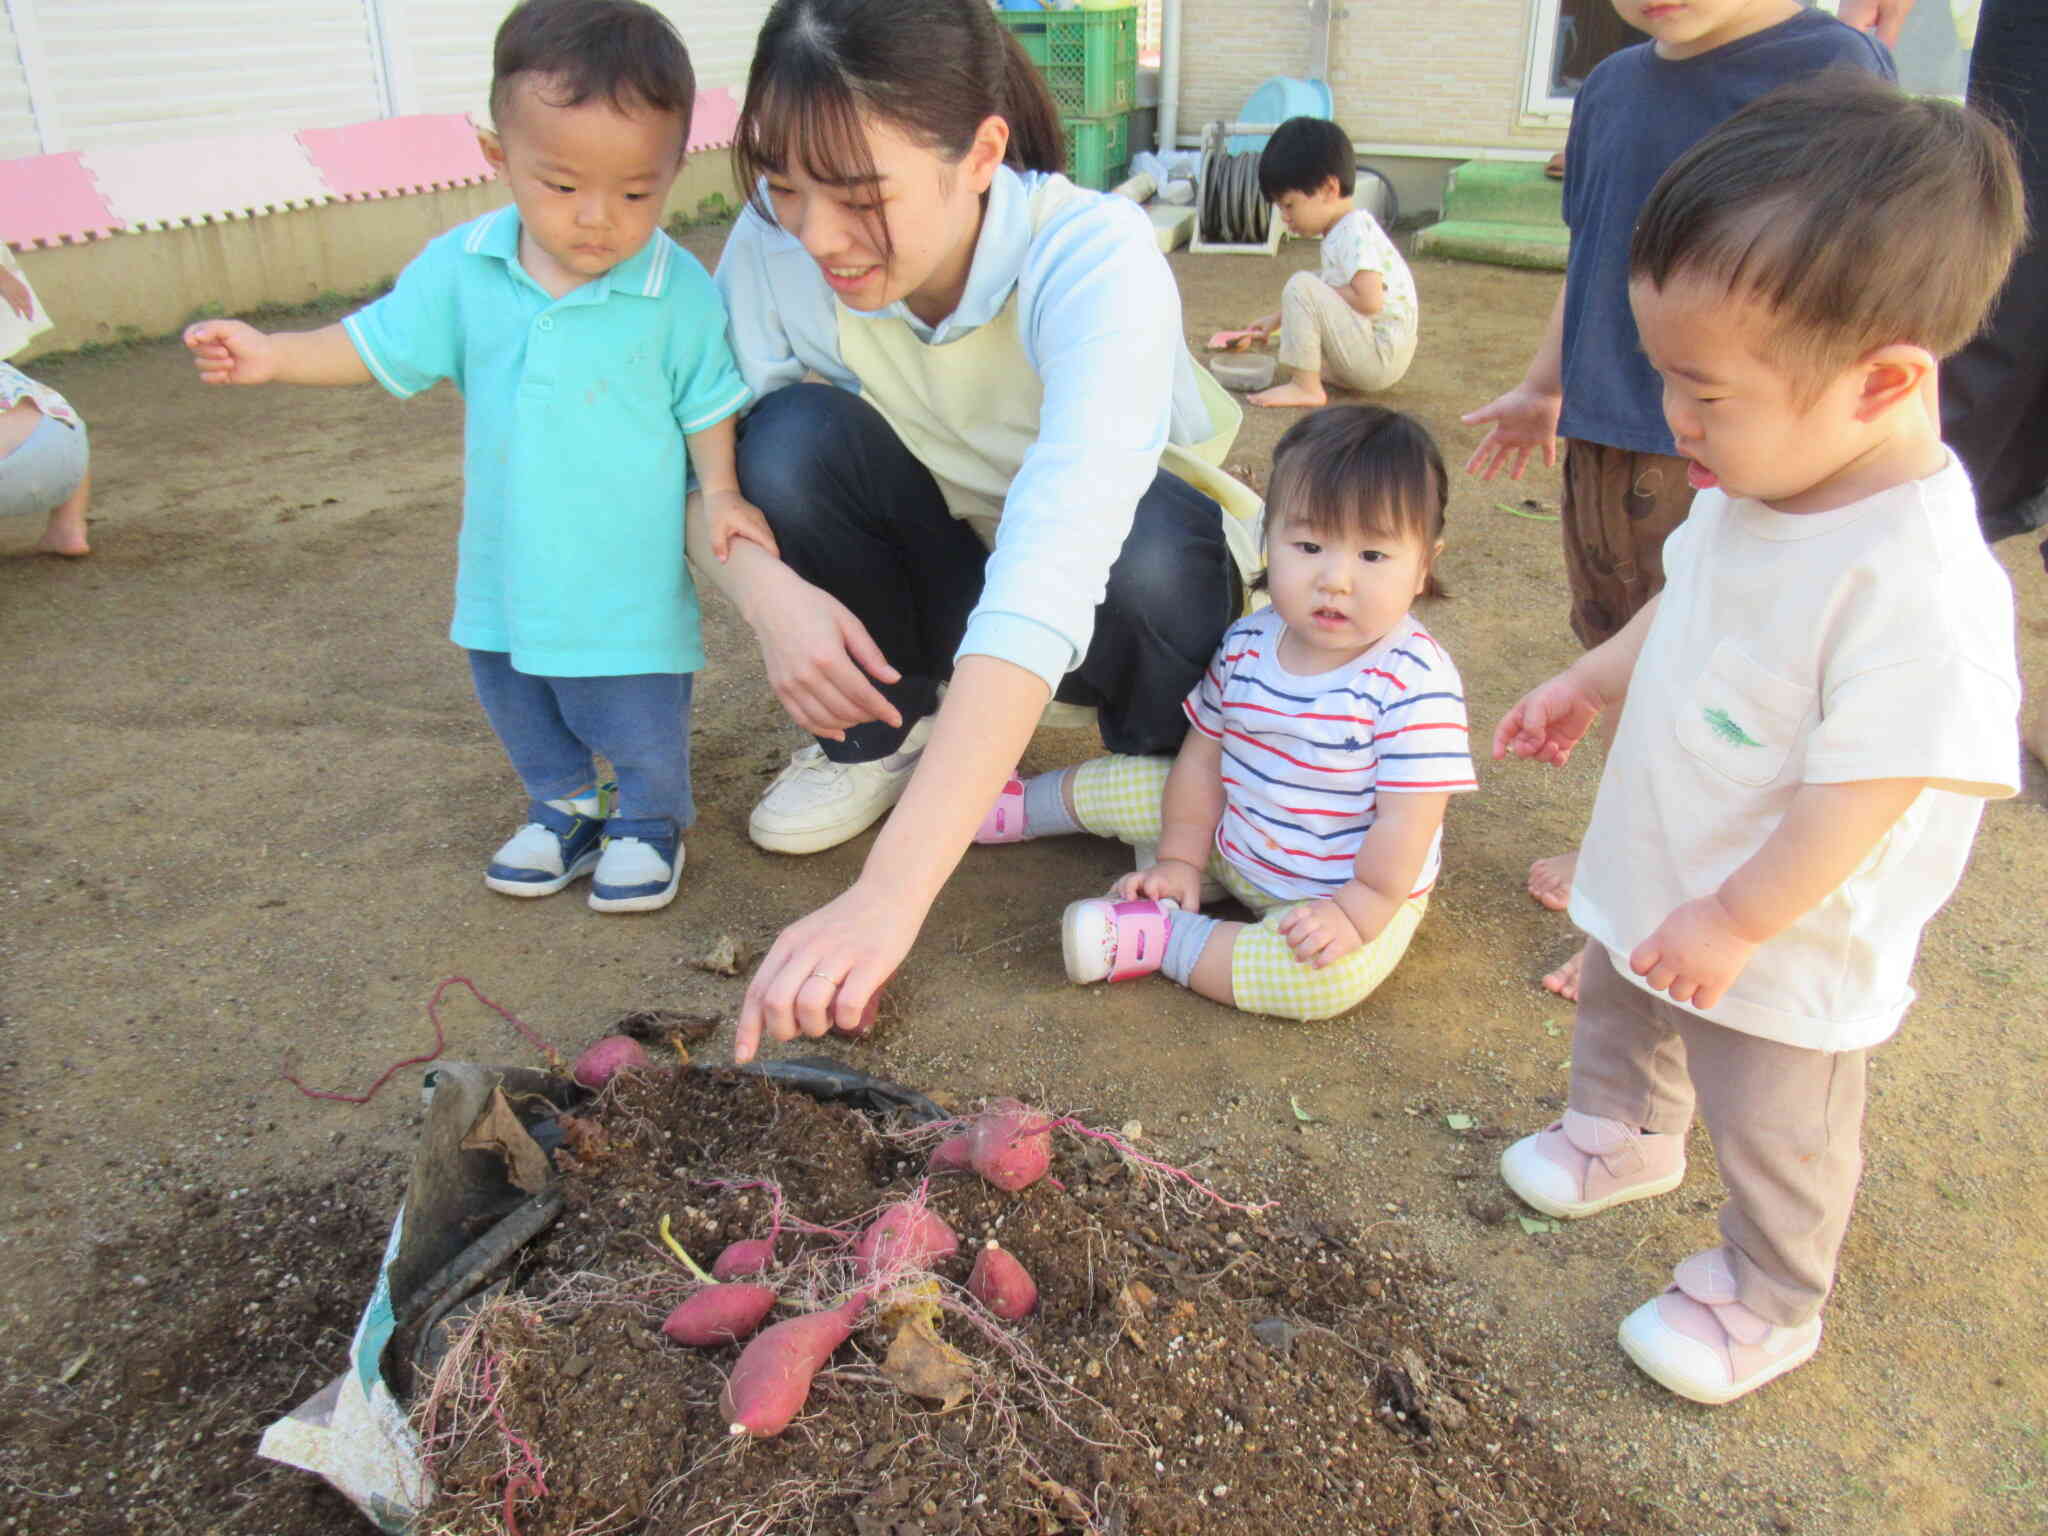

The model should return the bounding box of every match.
[1559,438,1698,648]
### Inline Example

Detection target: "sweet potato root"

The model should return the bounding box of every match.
[661,1283,777,1347]
[711,1237,776,1280]
[853,1200,959,1277]
[720,1293,867,1436]
[967,1101,1054,1192]
[569,1034,650,1090]
[967,1241,1039,1320]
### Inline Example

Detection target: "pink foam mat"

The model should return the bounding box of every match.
[0,151,122,247]
[688,88,740,154]
[85,133,332,229]
[298,114,495,199]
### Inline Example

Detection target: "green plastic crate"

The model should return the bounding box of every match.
[1063,111,1130,191]
[998,6,1138,118]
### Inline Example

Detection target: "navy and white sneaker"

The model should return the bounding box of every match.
[588,817,683,913]
[484,798,605,896]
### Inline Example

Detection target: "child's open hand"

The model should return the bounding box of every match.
[183,319,277,386]
[1460,383,1562,480]
[1277,898,1363,968]
[703,487,779,563]
[1493,672,1603,766]
[1112,857,1204,912]
[0,266,33,321]
[1628,896,1759,1011]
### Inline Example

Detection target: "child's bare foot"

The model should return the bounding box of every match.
[35,521,90,556]
[1527,850,1576,911]
[1248,378,1327,409]
[1541,945,1585,1001]
[36,474,91,556]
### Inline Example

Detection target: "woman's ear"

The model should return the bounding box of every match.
[1854,344,1936,423]
[964,114,1012,193]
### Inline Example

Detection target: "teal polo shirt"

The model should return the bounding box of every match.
[344,207,749,676]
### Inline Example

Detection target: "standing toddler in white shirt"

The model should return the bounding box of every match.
[1492,74,2027,1405]
[1241,116,1418,409]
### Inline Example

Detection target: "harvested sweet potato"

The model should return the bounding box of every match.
[967,1100,1054,1192]
[968,1241,1039,1320]
[569,1034,650,1090]
[927,1133,973,1172]
[720,1293,867,1436]
[711,1237,777,1280]
[660,1283,777,1347]
[853,1200,959,1277]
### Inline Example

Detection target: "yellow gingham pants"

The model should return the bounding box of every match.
[1068,754,1427,1021]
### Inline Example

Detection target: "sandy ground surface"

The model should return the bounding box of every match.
[2,223,2044,1535]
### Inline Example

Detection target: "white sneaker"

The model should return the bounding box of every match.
[748,717,932,854]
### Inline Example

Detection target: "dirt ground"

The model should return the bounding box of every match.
[1,221,2044,1535]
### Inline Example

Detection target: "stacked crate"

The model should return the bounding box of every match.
[996,6,1139,192]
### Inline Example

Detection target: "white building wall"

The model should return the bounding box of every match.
[1178,0,1564,153]
[27,0,388,149]
[0,9,38,159]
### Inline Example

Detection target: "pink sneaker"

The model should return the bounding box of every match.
[974,775,1028,843]
[1061,897,1177,984]
[1498,1109,1686,1219]
[1618,1249,1822,1404]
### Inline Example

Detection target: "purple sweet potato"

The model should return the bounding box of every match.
[853,1200,959,1277]
[967,1100,1053,1192]
[720,1293,867,1437]
[711,1237,777,1281]
[967,1241,1039,1320]
[569,1034,650,1089]
[660,1283,777,1347]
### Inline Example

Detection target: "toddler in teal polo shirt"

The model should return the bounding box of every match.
[184,0,766,914]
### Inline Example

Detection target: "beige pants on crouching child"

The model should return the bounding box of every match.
[1570,944,1869,1326]
[1069,754,1427,1020]
[1276,270,1417,393]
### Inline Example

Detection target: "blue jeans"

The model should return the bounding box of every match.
[735,383,1240,762]
[467,652,695,830]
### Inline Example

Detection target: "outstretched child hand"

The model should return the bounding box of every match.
[0,266,33,321]
[1629,896,1759,1011]
[703,487,779,563]
[1493,671,1603,767]
[184,320,279,386]
[1112,857,1204,912]
[1277,898,1364,968]
[1460,383,1562,481]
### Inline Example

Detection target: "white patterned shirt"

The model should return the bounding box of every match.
[1320,209,1417,354]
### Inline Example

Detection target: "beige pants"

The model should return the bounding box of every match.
[1275,270,1415,392]
[1570,944,1869,1326]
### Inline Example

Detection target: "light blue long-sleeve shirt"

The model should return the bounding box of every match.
[714,166,1221,689]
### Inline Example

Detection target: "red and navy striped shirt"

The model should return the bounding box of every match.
[1182,607,1476,902]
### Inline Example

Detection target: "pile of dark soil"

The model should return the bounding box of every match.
[418,1066,1677,1536]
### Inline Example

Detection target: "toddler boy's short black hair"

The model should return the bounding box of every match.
[1258,116,1355,202]
[1630,71,2025,392]
[491,0,696,136]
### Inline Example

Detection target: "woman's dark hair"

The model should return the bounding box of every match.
[1258,116,1355,202]
[490,0,695,133]
[1258,405,1450,599]
[1631,71,2025,395]
[733,0,1064,235]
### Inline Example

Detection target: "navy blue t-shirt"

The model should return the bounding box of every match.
[1558,10,1893,454]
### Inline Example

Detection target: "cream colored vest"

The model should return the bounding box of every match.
[835,176,1264,584]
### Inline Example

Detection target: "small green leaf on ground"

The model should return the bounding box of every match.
[1542,1019,1563,1037]
[1517,1215,1560,1236]
[1444,1113,1476,1131]
[1289,1095,1319,1124]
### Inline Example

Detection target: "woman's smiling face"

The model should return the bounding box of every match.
[763,111,1008,327]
